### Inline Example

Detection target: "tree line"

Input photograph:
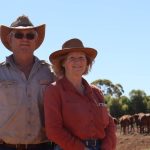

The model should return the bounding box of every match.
[91,79,150,118]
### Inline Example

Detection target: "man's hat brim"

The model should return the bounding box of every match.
[49,47,97,63]
[0,24,45,51]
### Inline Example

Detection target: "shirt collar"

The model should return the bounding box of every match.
[60,76,93,95]
[5,54,43,67]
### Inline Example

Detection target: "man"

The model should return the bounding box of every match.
[0,15,55,150]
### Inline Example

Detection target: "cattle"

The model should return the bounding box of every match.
[119,115,130,134]
[117,113,150,135]
[132,113,140,132]
[119,114,136,134]
[128,115,135,133]
[138,113,150,134]
[146,113,150,133]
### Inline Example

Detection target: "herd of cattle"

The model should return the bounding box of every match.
[113,113,150,134]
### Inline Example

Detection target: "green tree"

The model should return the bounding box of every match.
[121,104,129,114]
[129,90,147,113]
[91,79,124,98]
[119,96,130,105]
[107,98,123,118]
[145,95,150,112]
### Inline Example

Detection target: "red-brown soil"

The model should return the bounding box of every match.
[116,131,150,150]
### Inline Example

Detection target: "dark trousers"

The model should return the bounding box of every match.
[0,143,53,150]
[86,144,100,150]
[54,143,100,150]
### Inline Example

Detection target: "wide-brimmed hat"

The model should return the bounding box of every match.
[0,15,45,51]
[49,38,97,63]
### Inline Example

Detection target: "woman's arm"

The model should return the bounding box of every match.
[92,86,117,150]
[101,115,117,150]
[44,84,85,150]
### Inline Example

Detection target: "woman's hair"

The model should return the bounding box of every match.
[51,53,94,77]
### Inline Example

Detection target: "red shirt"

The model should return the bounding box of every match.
[44,77,116,150]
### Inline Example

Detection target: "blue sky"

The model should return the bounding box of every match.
[0,0,150,96]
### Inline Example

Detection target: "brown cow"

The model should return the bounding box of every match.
[128,115,135,133]
[146,113,150,133]
[132,113,140,132]
[138,113,150,134]
[119,115,130,134]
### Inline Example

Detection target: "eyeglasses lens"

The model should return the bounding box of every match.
[26,33,35,40]
[14,33,35,40]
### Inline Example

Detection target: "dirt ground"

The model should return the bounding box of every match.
[116,131,150,150]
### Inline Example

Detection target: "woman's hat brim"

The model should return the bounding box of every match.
[0,24,45,51]
[49,47,97,63]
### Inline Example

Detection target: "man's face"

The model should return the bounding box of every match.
[8,29,38,57]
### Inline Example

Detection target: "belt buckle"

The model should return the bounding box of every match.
[86,140,96,147]
[15,144,28,150]
[91,140,96,146]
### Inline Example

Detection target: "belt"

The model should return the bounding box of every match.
[2,142,49,150]
[83,139,101,147]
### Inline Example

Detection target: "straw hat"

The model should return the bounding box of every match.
[0,15,45,51]
[49,38,97,63]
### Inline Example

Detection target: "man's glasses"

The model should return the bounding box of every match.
[12,32,37,40]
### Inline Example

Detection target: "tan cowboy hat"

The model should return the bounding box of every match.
[49,38,97,63]
[0,15,45,51]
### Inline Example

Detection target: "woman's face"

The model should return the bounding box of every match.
[63,51,87,78]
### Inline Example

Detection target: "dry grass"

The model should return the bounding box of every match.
[116,128,150,150]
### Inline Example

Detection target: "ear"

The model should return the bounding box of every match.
[62,59,66,67]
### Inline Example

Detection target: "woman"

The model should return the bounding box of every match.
[44,38,116,150]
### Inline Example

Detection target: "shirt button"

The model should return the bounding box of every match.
[28,107,32,113]
[27,121,31,124]
[28,94,31,97]
[27,133,31,137]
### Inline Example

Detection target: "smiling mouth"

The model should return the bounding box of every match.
[20,44,30,47]
[73,67,84,71]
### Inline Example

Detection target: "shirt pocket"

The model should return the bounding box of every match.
[39,79,51,103]
[39,79,50,92]
[0,80,19,107]
[96,103,109,127]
